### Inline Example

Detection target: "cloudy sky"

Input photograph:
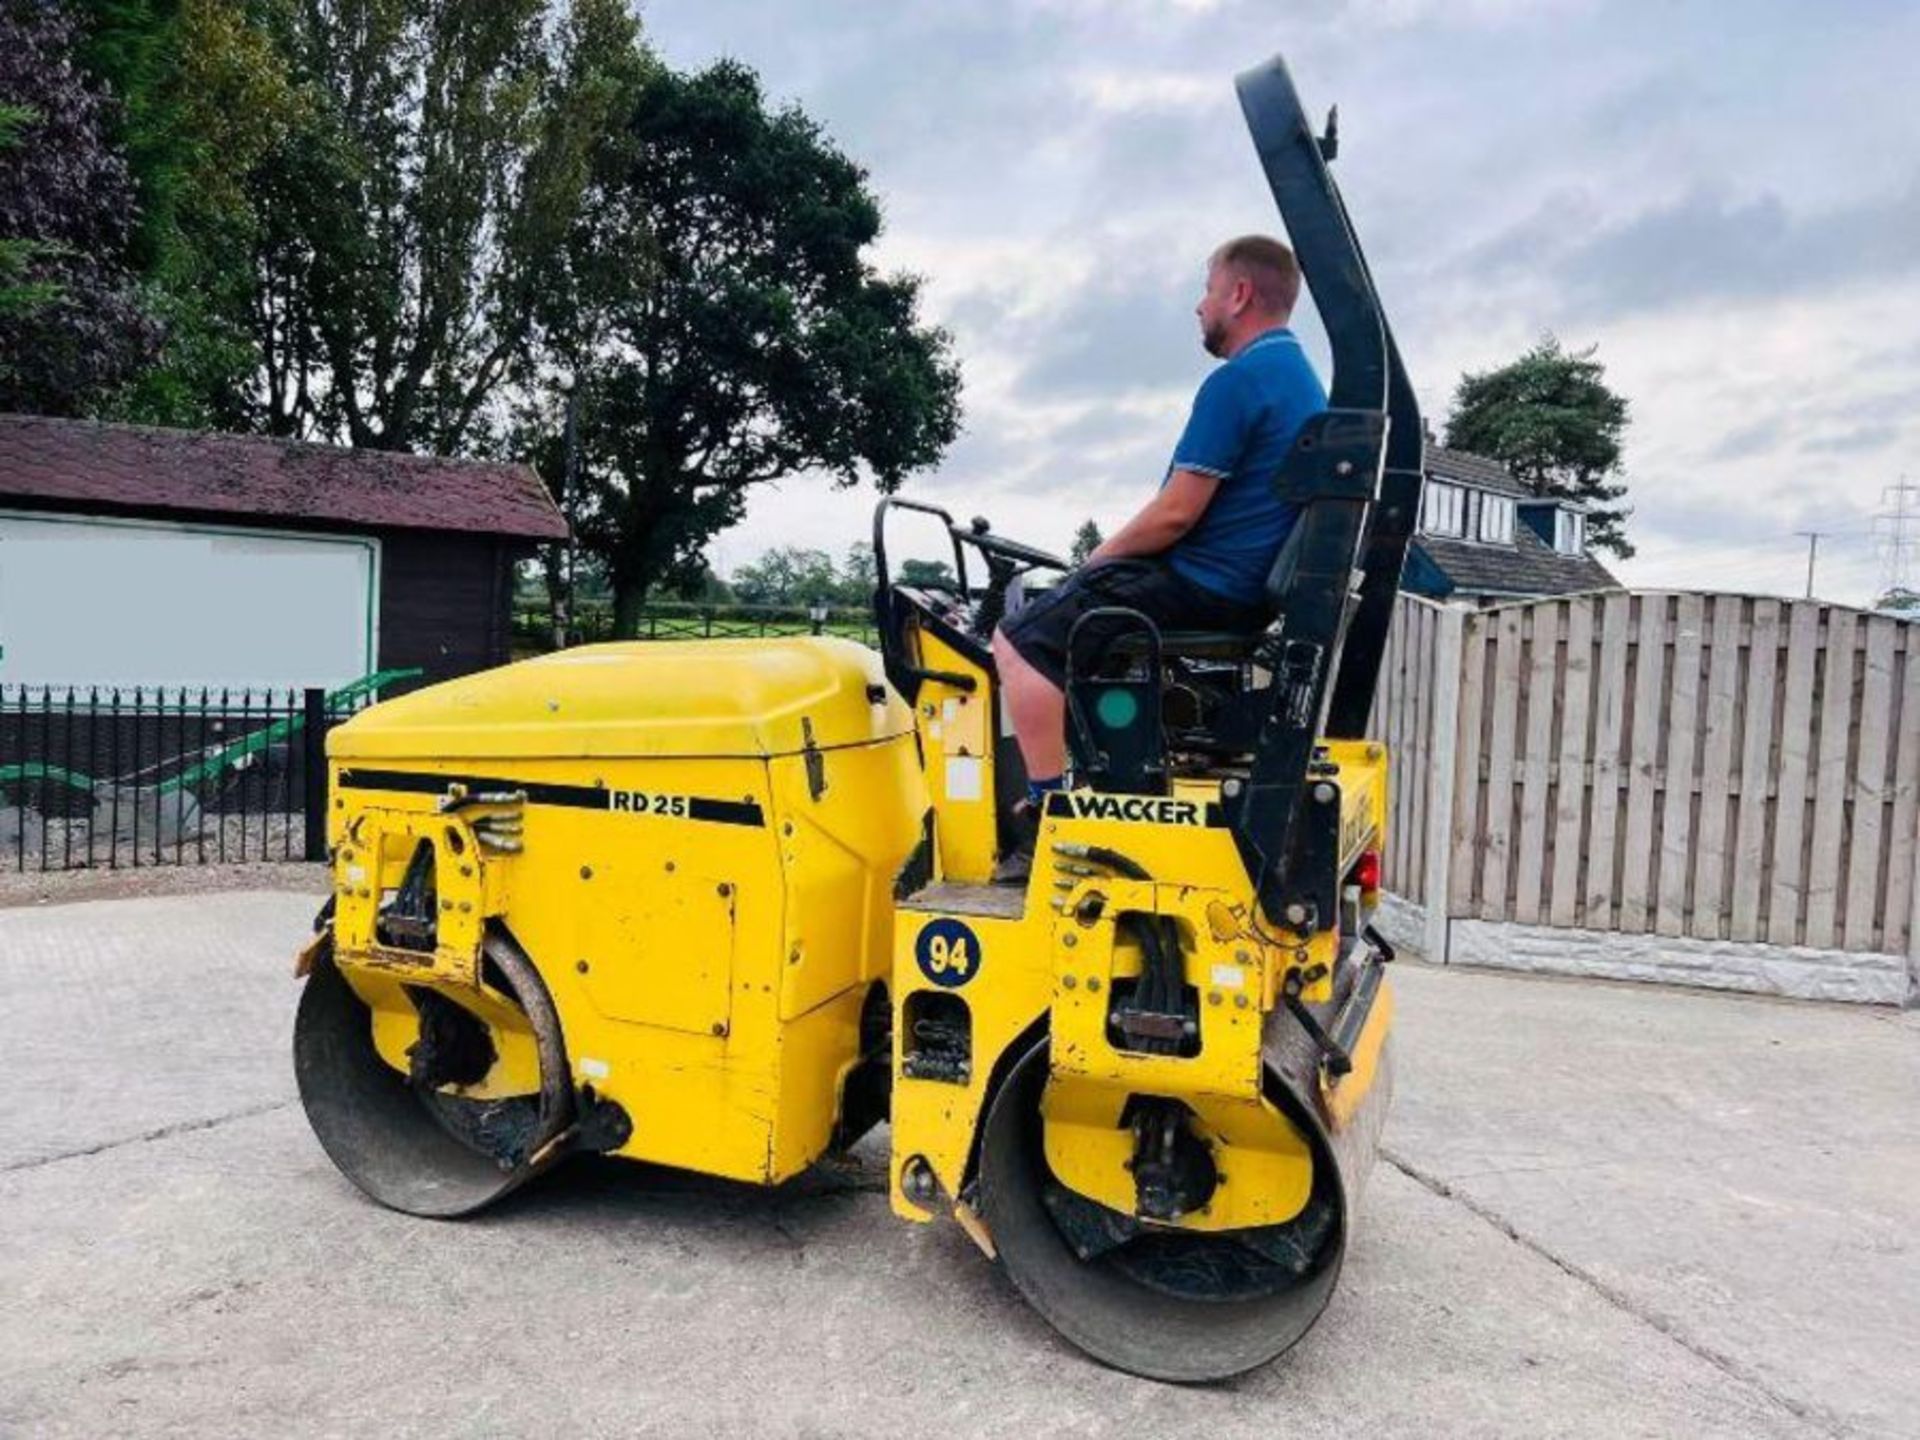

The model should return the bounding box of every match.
[644,0,1920,606]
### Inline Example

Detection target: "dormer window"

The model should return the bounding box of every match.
[1422,481,1514,544]
[1554,509,1586,555]
[1478,494,1514,544]
[1421,481,1464,536]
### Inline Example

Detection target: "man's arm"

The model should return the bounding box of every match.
[1086,468,1222,565]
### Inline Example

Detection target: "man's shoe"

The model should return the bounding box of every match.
[990,847,1033,886]
[991,798,1041,885]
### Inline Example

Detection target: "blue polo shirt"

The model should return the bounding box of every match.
[1164,327,1327,606]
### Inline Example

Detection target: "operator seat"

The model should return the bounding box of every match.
[1140,520,1309,660]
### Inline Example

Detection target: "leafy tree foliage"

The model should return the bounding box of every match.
[1070,518,1103,565]
[1444,335,1633,558]
[546,60,961,632]
[728,542,879,607]
[0,0,160,413]
[841,541,876,596]
[730,547,842,606]
[1875,586,1920,617]
[244,0,644,451]
[897,557,956,589]
[78,0,306,426]
[0,105,60,319]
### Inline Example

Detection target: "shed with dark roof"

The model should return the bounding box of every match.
[0,415,566,689]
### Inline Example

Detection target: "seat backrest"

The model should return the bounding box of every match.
[1261,515,1312,617]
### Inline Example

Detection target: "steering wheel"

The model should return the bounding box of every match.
[961,516,1069,573]
[956,518,1069,640]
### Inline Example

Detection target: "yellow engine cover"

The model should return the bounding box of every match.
[326,638,928,1185]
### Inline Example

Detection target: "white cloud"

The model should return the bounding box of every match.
[1068,68,1219,114]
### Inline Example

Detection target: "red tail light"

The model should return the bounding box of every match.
[1351,850,1381,892]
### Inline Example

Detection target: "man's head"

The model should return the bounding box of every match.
[1196,235,1301,358]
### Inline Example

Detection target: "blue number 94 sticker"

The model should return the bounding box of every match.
[915,918,981,988]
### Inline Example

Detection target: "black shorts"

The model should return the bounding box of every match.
[997,558,1269,688]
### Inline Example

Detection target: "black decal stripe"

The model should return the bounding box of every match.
[338,768,766,827]
[688,797,765,826]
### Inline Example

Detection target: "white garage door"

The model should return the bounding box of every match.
[0,511,380,691]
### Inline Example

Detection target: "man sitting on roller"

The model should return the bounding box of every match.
[991,235,1328,881]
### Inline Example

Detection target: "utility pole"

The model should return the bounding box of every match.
[1795,530,1826,599]
[1874,477,1919,598]
[558,379,582,649]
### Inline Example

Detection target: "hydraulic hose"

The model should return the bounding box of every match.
[1071,844,1186,1054]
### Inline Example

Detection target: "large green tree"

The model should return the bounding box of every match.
[544,60,962,632]
[1444,335,1634,558]
[0,0,160,413]
[244,0,643,451]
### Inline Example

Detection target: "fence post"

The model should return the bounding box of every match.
[1908,808,1920,1007]
[302,687,328,862]
[1422,604,1466,965]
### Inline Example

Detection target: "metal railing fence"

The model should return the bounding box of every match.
[0,680,390,872]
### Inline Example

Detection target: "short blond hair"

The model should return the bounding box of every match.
[1213,235,1301,314]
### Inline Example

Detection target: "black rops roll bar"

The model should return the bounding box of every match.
[1224,54,1413,928]
[1319,148,1426,738]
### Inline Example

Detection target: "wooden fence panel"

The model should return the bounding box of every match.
[1479,608,1524,919]
[1768,603,1822,947]
[1383,589,1916,963]
[1548,597,1595,925]
[1513,603,1558,923]
[1692,596,1743,939]
[1369,594,1454,909]
[1387,600,1421,905]
[1656,594,1704,936]
[1845,618,1897,952]
[1407,602,1435,900]
[1450,612,1491,915]
[1619,594,1669,931]
[1730,599,1781,941]
[1885,627,1920,958]
[1804,609,1857,948]
[1583,592,1632,929]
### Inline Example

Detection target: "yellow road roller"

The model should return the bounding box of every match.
[293,54,1423,1382]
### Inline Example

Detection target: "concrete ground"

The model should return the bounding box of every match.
[1,891,1913,1439]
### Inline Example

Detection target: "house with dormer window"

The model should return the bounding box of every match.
[1402,446,1619,604]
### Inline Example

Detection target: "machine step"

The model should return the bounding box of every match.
[898,881,1028,919]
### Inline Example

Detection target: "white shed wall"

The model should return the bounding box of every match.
[0,511,379,690]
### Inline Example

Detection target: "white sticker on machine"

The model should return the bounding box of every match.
[945,755,984,801]
[1210,963,1246,990]
[943,694,985,752]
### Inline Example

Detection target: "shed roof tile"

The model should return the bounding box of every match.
[0,414,568,541]
[1415,528,1620,598]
